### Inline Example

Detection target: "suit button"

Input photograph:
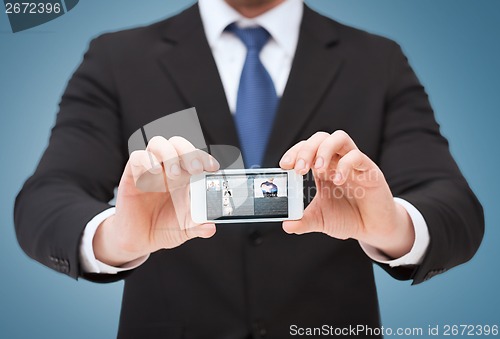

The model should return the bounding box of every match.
[249,230,264,246]
[253,321,267,337]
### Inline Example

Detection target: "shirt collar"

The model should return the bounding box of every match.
[199,0,303,57]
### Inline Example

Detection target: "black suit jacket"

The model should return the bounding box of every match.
[15,4,484,338]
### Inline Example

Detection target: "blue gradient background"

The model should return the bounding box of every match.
[1,1,498,338]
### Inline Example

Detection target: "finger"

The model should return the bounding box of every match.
[185,223,217,240]
[282,210,322,235]
[314,130,358,173]
[169,136,208,175]
[282,201,324,235]
[279,141,306,169]
[334,149,376,185]
[294,132,330,175]
[128,150,166,192]
[129,150,162,176]
[201,152,220,173]
[283,219,308,234]
[146,136,181,179]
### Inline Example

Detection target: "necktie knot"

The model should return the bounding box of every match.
[226,23,270,52]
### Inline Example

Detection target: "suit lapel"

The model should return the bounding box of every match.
[156,4,240,149]
[263,5,344,166]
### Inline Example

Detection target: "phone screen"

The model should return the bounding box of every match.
[205,172,288,220]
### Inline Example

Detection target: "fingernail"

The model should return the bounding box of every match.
[295,159,305,171]
[191,159,202,170]
[334,172,342,184]
[170,163,181,176]
[314,157,324,169]
[209,156,220,170]
[282,156,291,164]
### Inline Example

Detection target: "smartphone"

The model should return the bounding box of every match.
[190,168,303,223]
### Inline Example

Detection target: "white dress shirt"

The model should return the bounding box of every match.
[80,0,430,274]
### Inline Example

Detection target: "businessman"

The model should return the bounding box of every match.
[15,0,484,338]
[261,179,278,197]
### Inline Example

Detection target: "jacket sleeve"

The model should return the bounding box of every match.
[377,42,484,284]
[14,35,130,282]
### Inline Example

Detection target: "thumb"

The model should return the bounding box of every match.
[282,207,322,235]
[185,222,217,240]
[283,219,307,234]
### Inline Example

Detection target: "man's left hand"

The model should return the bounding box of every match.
[280,131,415,259]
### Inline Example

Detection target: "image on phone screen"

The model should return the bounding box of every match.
[205,172,288,220]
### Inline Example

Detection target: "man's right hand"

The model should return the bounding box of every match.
[93,136,219,267]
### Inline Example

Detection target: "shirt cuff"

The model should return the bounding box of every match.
[79,207,149,274]
[359,197,430,267]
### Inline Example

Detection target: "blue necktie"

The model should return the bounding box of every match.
[227,24,279,168]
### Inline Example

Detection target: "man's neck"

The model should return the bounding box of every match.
[224,0,285,18]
